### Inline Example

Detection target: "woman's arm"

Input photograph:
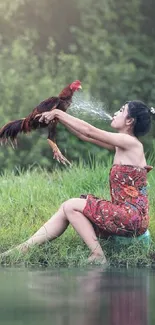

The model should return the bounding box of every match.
[39,110,137,149]
[66,126,115,151]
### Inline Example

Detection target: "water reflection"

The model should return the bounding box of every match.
[0,267,152,325]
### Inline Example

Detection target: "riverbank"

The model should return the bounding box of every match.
[0,162,155,267]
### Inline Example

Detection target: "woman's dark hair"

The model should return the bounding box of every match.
[125,100,155,137]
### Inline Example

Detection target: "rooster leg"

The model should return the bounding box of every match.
[47,123,71,166]
[47,139,71,166]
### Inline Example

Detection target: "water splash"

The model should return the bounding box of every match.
[69,92,112,121]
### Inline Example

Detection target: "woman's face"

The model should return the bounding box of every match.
[110,103,130,131]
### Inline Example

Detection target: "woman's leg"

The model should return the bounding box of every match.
[2,198,106,263]
[17,204,70,252]
[20,198,105,261]
[63,198,106,262]
[1,204,69,256]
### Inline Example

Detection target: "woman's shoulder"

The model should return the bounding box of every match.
[125,134,143,147]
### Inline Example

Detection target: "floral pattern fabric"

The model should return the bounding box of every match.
[81,164,152,237]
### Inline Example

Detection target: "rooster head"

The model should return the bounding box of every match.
[69,80,82,92]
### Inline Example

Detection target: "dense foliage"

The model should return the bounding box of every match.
[0,0,155,170]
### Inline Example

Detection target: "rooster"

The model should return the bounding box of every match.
[0,80,82,165]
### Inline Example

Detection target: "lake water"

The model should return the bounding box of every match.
[0,267,155,325]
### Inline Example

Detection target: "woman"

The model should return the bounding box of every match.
[3,101,155,264]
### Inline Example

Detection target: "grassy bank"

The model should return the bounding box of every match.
[0,162,155,267]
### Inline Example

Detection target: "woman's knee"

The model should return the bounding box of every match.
[58,199,74,217]
[63,198,86,216]
[59,199,73,211]
[62,199,74,215]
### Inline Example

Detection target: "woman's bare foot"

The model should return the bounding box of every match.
[87,253,107,265]
[0,248,14,259]
[15,242,30,254]
[0,242,30,260]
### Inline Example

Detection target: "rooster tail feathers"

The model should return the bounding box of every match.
[0,118,25,141]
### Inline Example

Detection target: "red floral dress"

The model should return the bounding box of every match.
[81,164,152,237]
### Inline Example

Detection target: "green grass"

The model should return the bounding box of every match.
[0,161,155,268]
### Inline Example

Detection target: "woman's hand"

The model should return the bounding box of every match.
[37,109,62,124]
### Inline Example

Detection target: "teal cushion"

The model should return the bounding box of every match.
[113,229,151,248]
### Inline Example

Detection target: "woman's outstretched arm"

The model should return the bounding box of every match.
[38,110,137,149]
[66,125,115,151]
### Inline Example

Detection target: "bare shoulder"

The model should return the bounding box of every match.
[133,137,144,149]
[114,138,146,167]
[122,133,141,145]
[100,131,141,149]
[88,127,143,150]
